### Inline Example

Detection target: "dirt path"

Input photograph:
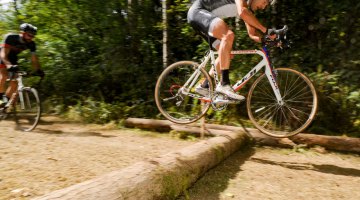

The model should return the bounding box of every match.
[1,116,359,200]
[179,147,360,200]
[0,116,196,199]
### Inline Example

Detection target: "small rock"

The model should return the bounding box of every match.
[47,157,59,161]
[312,146,327,154]
[225,193,235,198]
[10,188,32,197]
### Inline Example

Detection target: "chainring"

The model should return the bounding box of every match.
[211,93,229,111]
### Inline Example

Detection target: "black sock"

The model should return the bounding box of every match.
[201,80,209,88]
[0,93,6,104]
[221,69,230,86]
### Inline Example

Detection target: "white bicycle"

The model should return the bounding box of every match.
[0,71,42,131]
[155,26,318,137]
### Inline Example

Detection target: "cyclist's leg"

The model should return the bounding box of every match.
[0,68,7,94]
[209,19,234,73]
[188,8,220,90]
[6,80,17,100]
[0,68,8,105]
[209,21,244,100]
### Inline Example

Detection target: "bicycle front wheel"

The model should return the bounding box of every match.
[14,88,41,131]
[247,68,318,137]
[155,61,213,124]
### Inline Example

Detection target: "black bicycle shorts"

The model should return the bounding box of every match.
[187,1,220,49]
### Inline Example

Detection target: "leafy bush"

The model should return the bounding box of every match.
[308,70,360,136]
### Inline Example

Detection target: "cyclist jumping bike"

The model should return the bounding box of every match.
[155,26,318,138]
[187,0,278,100]
[155,0,317,138]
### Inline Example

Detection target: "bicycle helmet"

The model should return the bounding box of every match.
[20,23,37,35]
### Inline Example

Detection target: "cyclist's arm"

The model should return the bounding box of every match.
[235,0,267,33]
[31,53,41,70]
[28,42,41,70]
[245,23,262,43]
[0,47,12,68]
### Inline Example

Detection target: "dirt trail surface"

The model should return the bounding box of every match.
[179,147,360,200]
[0,116,195,200]
[0,116,360,200]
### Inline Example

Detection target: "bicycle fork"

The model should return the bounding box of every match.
[265,64,284,106]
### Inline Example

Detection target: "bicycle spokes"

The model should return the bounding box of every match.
[14,88,41,131]
[248,68,317,137]
[155,61,213,124]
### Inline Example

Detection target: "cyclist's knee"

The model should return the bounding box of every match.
[226,30,235,41]
[221,30,234,49]
[9,80,17,88]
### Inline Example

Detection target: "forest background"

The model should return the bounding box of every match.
[0,0,359,136]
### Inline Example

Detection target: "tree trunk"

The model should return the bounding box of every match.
[162,0,168,67]
[33,129,249,200]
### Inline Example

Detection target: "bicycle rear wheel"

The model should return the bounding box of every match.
[247,68,318,137]
[13,88,41,131]
[155,61,213,124]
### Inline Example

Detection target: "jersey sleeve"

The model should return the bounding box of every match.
[1,34,16,48]
[28,42,36,52]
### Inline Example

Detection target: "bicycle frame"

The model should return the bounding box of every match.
[197,46,284,105]
[6,73,31,110]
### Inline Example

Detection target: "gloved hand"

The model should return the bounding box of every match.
[7,65,19,72]
[267,28,280,36]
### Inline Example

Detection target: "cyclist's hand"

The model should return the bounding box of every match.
[33,69,45,78]
[266,28,275,35]
[266,28,280,40]
[7,65,19,72]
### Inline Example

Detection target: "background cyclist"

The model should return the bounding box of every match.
[187,0,279,100]
[0,23,44,106]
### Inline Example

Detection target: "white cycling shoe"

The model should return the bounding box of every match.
[215,84,245,101]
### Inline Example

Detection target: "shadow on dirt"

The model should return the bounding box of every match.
[177,147,256,200]
[250,158,360,177]
[34,128,117,138]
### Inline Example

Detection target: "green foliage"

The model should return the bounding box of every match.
[308,70,360,136]
[66,98,126,124]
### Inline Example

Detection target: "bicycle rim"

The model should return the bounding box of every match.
[155,61,213,124]
[14,88,41,131]
[247,68,318,137]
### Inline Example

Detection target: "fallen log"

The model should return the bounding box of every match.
[33,129,249,200]
[169,124,240,137]
[124,118,173,132]
[124,118,360,153]
[291,134,360,153]
[191,123,360,152]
